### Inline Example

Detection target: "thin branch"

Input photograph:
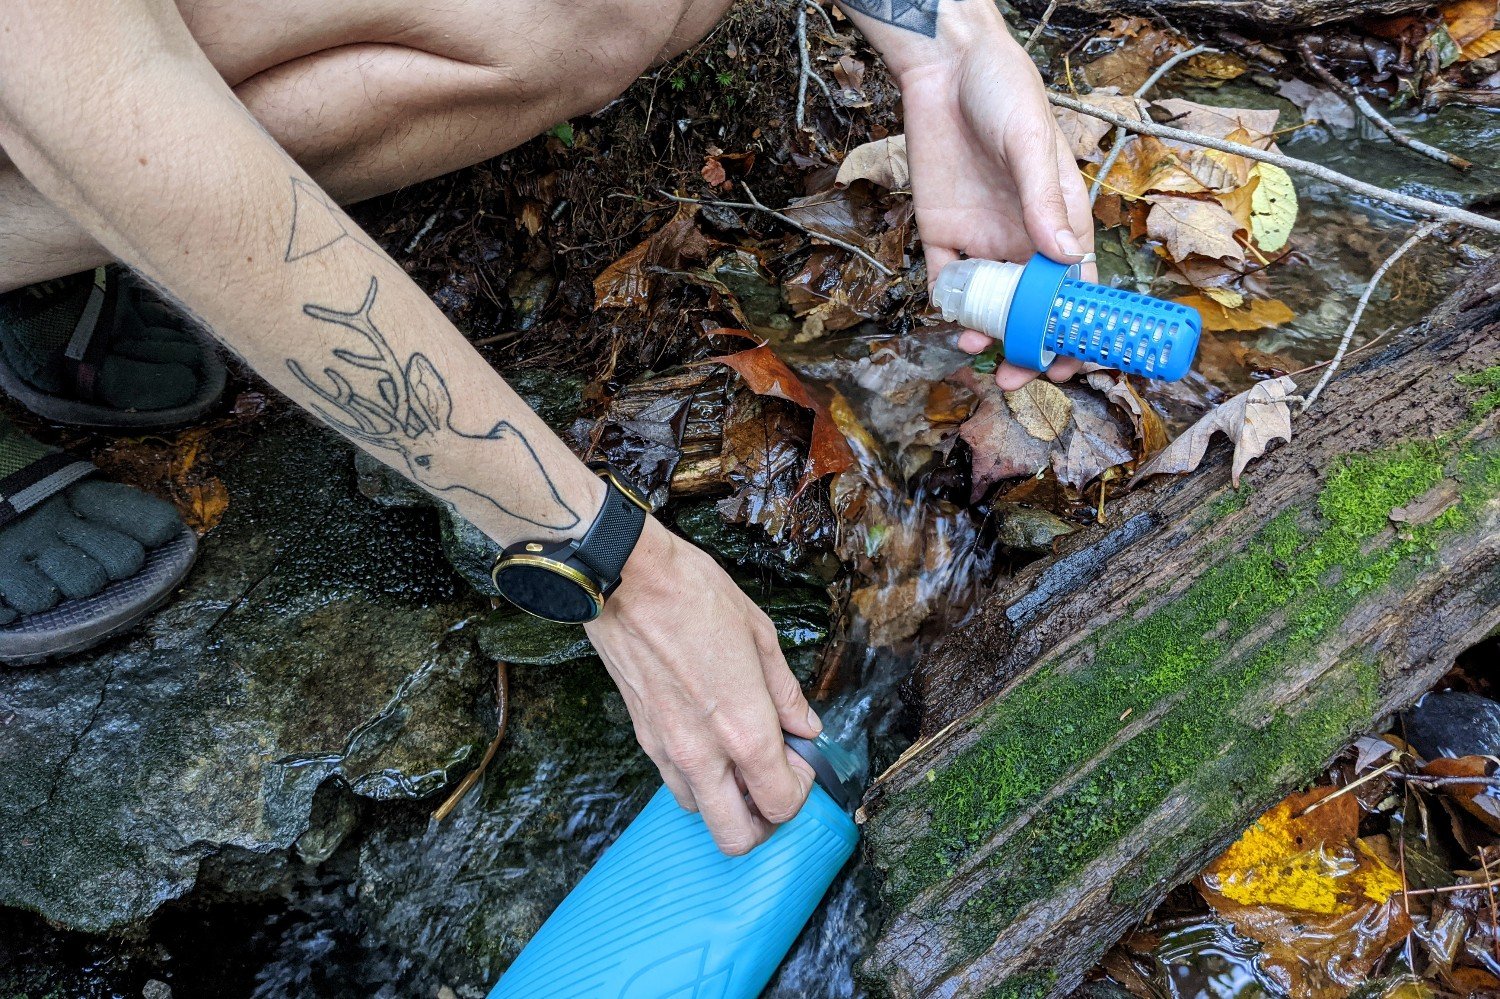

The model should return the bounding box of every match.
[803,0,838,36]
[431,661,510,825]
[1091,45,1212,205]
[1402,878,1500,897]
[1302,221,1441,410]
[1023,0,1060,54]
[1048,93,1500,237]
[1298,41,1472,173]
[658,185,896,276]
[796,3,811,132]
[1392,772,1500,789]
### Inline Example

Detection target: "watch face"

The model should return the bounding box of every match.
[493,557,603,624]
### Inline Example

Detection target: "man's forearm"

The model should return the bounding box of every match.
[0,0,604,543]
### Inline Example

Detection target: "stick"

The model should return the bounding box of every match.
[1392,772,1500,789]
[431,661,510,825]
[1047,93,1500,237]
[658,185,896,276]
[1023,0,1060,54]
[1298,41,1472,173]
[1302,221,1441,410]
[794,2,837,134]
[1090,45,1212,205]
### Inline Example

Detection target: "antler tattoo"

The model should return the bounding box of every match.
[287,277,581,532]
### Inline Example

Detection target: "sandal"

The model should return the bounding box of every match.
[0,266,226,429]
[0,417,197,664]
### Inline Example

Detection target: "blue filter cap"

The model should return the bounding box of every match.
[932,254,1201,381]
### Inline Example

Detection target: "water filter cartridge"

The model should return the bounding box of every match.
[931,254,1202,381]
[488,733,861,999]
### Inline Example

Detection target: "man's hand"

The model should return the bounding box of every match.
[585,519,822,855]
[836,0,1097,390]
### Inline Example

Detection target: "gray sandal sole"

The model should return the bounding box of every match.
[0,348,228,430]
[0,527,198,665]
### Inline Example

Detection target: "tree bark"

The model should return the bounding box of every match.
[1017,0,1434,30]
[857,261,1500,999]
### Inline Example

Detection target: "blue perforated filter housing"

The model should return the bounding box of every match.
[932,254,1201,381]
[488,737,859,999]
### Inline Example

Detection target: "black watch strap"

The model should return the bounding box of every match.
[572,474,647,592]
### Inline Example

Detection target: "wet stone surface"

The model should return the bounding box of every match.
[0,417,493,934]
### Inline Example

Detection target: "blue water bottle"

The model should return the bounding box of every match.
[932,254,1201,380]
[489,733,861,998]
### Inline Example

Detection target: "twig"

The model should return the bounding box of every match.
[794,3,838,135]
[431,661,510,825]
[1298,41,1472,173]
[1090,45,1212,205]
[1048,93,1500,237]
[658,185,896,276]
[1393,772,1500,789]
[803,0,838,36]
[1301,758,1402,814]
[1023,0,1060,54]
[1402,878,1500,897]
[1302,221,1441,410]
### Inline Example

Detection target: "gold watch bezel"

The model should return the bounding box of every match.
[490,553,605,623]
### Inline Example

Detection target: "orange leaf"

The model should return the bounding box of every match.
[1444,0,1499,47]
[182,478,230,534]
[1175,293,1295,332]
[1461,27,1500,58]
[714,344,855,479]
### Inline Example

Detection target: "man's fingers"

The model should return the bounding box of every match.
[925,245,960,292]
[1054,132,1098,283]
[958,329,994,354]
[1006,122,1086,266]
[727,712,813,827]
[693,769,772,856]
[1046,357,1084,383]
[995,360,1041,390]
[753,613,821,739]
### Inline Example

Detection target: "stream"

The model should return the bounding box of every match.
[1,65,1496,999]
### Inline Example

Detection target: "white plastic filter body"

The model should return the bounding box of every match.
[930,258,1059,368]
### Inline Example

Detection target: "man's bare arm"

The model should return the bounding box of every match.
[0,0,821,854]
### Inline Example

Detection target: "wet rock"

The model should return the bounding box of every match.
[439,507,504,596]
[1402,691,1500,760]
[475,611,592,666]
[996,503,1078,555]
[0,419,492,933]
[675,500,839,587]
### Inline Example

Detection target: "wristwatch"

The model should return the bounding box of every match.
[491,463,651,624]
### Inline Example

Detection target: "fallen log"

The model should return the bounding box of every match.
[858,260,1500,999]
[1016,0,1434,30]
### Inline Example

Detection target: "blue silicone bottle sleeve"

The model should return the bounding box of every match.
[1004,255,1202,381]
[488,783,859,999]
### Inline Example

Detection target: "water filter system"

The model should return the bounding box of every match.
[932,254,1202,381]
[489,733,861,999]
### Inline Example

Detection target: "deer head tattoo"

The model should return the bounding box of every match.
[288,277,580,532]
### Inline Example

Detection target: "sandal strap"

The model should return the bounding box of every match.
[0,421,93,529]
[62,267,119,403]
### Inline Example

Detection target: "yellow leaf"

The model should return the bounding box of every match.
[1203,287,1244,309]
[1461,27,1500,59]
[1249,163,1298,253]
[1444,0,1499,47]
[1175,293,1295,332]
[1004,381,1072,443]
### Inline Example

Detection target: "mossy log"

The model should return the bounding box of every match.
[858,263,1500,999]
[1016,0,1434,30]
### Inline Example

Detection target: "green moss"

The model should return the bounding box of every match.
[1458,367,1500,420]
[983,971,1057,999]
[873,428,1499,943]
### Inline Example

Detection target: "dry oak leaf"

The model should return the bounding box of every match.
[835,135,909,190]
[1146,196,1245,263]
[1007,381,1072,442]
[1152,98,1280,149]
[1133,374,1297,487]
[1053,91,1143,163]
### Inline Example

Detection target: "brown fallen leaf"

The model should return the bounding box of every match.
[1006,381,1072,442]
[1132,375,1298,487]
[1175,293,1295,332]
[1462,27,1500,59]
[1444,0,1499,48]
[1146,196,1245,263]
[712,341,855,479]
[1053,91,1143,163]
[1424,756,1500,833]
[1152,98,1280,149]
[594,206,718,310]
[182,478,230,534]
[834,135,908,190]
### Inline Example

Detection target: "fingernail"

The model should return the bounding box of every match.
[807,707,823,734]
[1055,229,1084,259]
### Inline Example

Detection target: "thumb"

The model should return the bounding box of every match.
[1007,124,1087,264]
